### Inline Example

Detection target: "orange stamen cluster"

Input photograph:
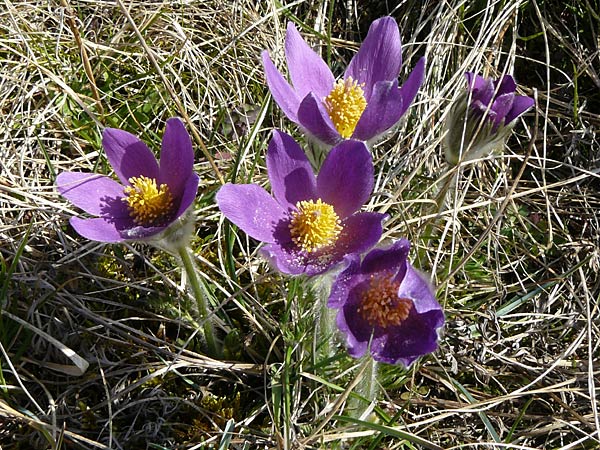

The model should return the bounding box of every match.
[358,273,413,328]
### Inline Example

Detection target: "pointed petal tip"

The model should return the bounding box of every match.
[261,49,272,64]
[165,116,185,128]
[345,15,402,97]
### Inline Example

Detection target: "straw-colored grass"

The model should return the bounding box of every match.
[1,0,598,448]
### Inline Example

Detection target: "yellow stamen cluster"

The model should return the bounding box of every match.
[358,273,413,328]
[289,199,342,253]
[122,176,174,226]
[324,77,368,138]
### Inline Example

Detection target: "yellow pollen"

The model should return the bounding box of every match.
[122,176,174,226]
[324,77,367,138]
[358,273,413,328]
[288,199,342,253]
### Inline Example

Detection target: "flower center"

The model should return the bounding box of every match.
[122,176,174,226]
[288,199,342,253]
[358,273,413,328]
[324,77,367,138]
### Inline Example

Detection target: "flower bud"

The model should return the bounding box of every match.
[444,73,534,166]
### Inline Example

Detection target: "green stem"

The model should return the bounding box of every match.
[317,297,336,359]
[434,169,458,213]
[418,170,458,266]
[177,246,219,357]
[348,355,379,419]
[309,275,335,360]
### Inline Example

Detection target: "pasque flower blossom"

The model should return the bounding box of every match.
[328,240,444,366]
[444,72,535,165]
[262,17,425,146]
[216,130,386,276]
[56,118,199,243]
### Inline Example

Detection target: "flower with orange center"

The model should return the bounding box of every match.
[216,130,387,276]
[358,273,412,328]
[262,17,425,146]
[328,240,445,366]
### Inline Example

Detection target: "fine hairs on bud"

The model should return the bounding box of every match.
[443,73,534,166]
[443,91,512,166]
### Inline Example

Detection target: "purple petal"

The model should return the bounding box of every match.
[352,80,403,141]
[297,93,341,146]
[120,224,168,240]
[158,118,194,200]
[496,75,517,96]
[102,128,159,185]
[262,51,301,123]
[345,17,402,100]
[465,72,487,93]
[260,242,312,276]
[336,300,370,358]
[360,239,410,277]
[267,130,317,210]
[505,95,535,125]
[56,172,127,217]
[398,264,443,318]
[69,217,128,243]
[337,277,391,357]
[471,99,498,121]
[317,140,373,218]
[331,212,387,261]
[373,308,442,365]
[285,22,335,100]
[327,254,361,308]
[262,213,382,276]
[466,72,494,106]
[173,173,199,218]
[216,183,287,244]
[262,242,347,276]
[396,56,425,113]
[490,92,515,128]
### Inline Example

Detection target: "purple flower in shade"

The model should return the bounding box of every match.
[261,17,425,147]
[465,72,535,131]
[216,130,387,276]
[444,72,535,165]
[56,118,199,243]
[328,239,444,366]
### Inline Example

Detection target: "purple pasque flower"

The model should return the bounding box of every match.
[465,72,534,131]
[262,17,425,147]
[56,118,199,243]
[216,130,386,276]
[328,239,444,366]
[444,72,535,165]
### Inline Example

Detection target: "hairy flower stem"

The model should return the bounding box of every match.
[309,274,336,360]
[417,169,458,266]
[178,246,219,357]
[317,299,337,359]
[348,355,379,419]
[434,169,459,213]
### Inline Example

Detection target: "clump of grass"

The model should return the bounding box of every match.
[1,0,599,449]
